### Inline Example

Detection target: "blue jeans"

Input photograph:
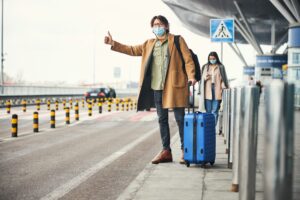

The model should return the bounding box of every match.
[205,84,221,125]
[153,90,185,150]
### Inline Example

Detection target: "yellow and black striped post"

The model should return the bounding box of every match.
[134,101,137,110]
[108,100,112,112]
[63,100,66,109]
[126,100,129,111]
[50,110,55,128]
[22,100,27,112]
[33,112,39,132]
[55,100,59,111]
[130,101,133,110]
[98,101,102,114]
[88,102,92,116]
[69,99,73,110]
[65,107,70,124]
[36,99,41,111]
[11,114,18,137]
[6,100,11,114]
[82,99,85,108]
[47,99,51,110]
[116,99,119,111]
[121,100,125,111]
[75,103,79,121]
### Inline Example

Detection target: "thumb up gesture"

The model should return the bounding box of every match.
[104,31,113,45]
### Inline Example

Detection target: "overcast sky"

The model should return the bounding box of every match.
[3,0,268,85]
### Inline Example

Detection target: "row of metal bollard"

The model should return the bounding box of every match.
[9,98,137,138]
[221,80,295,200]
[5,98,137,113]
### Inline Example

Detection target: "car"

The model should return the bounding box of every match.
[84,87,116,100]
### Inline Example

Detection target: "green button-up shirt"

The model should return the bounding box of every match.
[151,39,169,90]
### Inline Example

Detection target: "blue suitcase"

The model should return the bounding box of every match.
[183,84,216,167]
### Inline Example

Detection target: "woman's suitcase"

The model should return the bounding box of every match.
[184,83,216,167]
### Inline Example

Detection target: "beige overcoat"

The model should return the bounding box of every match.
[111,34,195,110]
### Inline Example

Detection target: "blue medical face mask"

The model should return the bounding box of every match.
[153,27,166,36]
[209,59,217,64]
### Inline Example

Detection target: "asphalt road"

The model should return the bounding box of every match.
[0,104,179,200]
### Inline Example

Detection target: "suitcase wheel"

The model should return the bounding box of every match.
[210,162,215,166]
[185,161,190,167]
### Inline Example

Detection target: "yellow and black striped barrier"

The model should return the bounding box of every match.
[75,103,79,121]
[47,100,51,110]
[108,100,112,112]
[63,100,66,109]
[6,100,11,114]
[55,100,59,111]
[36,99,41,111]
[69,99,73,110]
[126,101,129,111]
[115,99,119,111]
[50,110,55,128]
[121,101,125,111]
[82,99,85,108]
[65,107,70,124]
[22,100,27,112]
[98,101,102,114]
[33,111,39,132]
[88,102,92,116]
[11,114,18,137]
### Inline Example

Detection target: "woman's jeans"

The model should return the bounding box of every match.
[205,84,221,126]
[153,90,185,151]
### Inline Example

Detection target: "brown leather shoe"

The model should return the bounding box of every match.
[179,149,185,164]
[151,149,173,164]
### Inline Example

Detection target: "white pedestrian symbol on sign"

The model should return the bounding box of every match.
[213,21,232,39]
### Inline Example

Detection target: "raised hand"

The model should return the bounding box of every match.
[104,31,113,45]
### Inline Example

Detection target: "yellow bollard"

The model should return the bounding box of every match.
[116,99,119,111]
[126,100,129,111]
[75,103,79,121]
[22,100,27,112]
[130,101,133,110]
[134,101,137,110]
[88,102,92,116]
[55,100,59,111]
[63,100,66,109]
[36,99,40,111]
[82,99,85,108]
[47,99,51,110]
[33,112,39,132]
[108,100,112,112]
[6,100,11,114]
[65,107,70,124]
[98,101,102,114]
[50,110,55,128]
[11,114,18,137]
[69,99,73,110]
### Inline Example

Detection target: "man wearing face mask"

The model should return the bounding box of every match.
[199,51,229,126]
[104,15,196,164]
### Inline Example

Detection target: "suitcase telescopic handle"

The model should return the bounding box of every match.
[188,81,195,113]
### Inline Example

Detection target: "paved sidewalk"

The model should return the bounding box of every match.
[117,106,300,200]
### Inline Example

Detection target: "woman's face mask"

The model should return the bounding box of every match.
[153,27,166,37]
[209,59,217,64]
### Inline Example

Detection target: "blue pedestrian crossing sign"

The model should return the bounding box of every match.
[210,19,234,43]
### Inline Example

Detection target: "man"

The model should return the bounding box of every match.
[104,15,196,164]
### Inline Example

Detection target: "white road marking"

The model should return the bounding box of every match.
[40,127,159,200]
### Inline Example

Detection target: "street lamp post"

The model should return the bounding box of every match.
[1,0,4,94]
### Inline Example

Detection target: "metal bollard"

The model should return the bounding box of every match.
[264,80,294,200]
[228,88,236,169]
[239,86,260,200]
[50,110,55,128]
[33,112,39,132]
[36,99,40,111]
[47,100,51,110]
[231,87,244,192]
[88,102,92,116]
[22,100,27,112]
[75,103,79,120]
[6,100,11,114]
[11,114,18,137]
[55,100,59,111]
[222,89,231,153]
[65,107,70,124]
